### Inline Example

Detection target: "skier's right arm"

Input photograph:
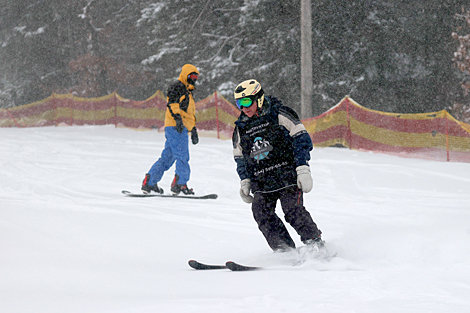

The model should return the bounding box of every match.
[232,127,249,180]
[233,127,253,203]
[166,83,187,132]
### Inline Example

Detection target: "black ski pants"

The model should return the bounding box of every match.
[251,186,322,251]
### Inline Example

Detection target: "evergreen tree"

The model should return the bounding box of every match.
[451,6,470,123]
[0,0,466,118]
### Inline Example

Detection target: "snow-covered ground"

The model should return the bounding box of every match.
[1,125,470,313]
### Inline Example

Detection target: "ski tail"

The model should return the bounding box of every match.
[225,261,261,271]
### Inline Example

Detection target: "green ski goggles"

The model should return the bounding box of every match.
[235,97,255,109]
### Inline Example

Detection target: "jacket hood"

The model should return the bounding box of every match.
[178,64,199,90]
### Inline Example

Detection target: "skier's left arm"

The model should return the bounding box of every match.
[278,106,314,193]
[278,106,313,166]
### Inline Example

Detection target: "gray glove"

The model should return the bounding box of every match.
[296,165,313,193]
[239,178,253,203]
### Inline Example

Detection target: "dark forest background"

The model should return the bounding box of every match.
[1,0,469,119]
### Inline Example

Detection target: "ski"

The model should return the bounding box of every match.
[122,190,218,199]
[225,261,261,271]
[188,260,262,271]
[188,260,227,270]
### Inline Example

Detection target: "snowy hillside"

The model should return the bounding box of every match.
[1,125,470,313]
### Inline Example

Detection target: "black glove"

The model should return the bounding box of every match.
[174,114,184,133]
[191,127,199,145]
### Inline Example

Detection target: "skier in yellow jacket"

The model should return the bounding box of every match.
[142,64,199,195]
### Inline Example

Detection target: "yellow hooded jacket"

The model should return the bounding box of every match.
[164,64,199,131]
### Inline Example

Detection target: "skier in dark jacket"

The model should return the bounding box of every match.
[232,79,322,252]
[141,64,199,195]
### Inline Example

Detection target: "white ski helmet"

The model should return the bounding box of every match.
[234,79,265,109]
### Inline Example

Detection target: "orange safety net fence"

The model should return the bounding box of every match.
[0,91,239,138]
[2,93,470,163]
[303,96,470,163]
[195,92,240,139]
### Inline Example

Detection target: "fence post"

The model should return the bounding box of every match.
[6,109,22,127]
[215,91,220,139]
[346,98,352,149]
[69,94,74,126]
[52,94,56,126]
[114,92,117,128]
[445,115,450,162]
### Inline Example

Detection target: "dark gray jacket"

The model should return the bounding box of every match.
[232,96,313,192]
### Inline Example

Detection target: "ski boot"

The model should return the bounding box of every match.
[303,237,325,249]
[141,173,164,194]
[301,236,327,257]
[170,174,195,195]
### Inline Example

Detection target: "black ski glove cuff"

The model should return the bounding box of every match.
[174,114,184,133]
[191,127,199,145]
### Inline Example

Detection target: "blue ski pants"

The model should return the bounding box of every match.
[147,126,190,185]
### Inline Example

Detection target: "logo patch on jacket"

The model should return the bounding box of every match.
[250,137,273,163]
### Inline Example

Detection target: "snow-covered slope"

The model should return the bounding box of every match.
[1,126,469,313]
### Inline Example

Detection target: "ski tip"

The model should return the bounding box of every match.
[188,260,199,269]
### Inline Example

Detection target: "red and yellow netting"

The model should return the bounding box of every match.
[0,91,239,137]
[303,96,470,162]
[195,92,240,139]
[2,93,469,162]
